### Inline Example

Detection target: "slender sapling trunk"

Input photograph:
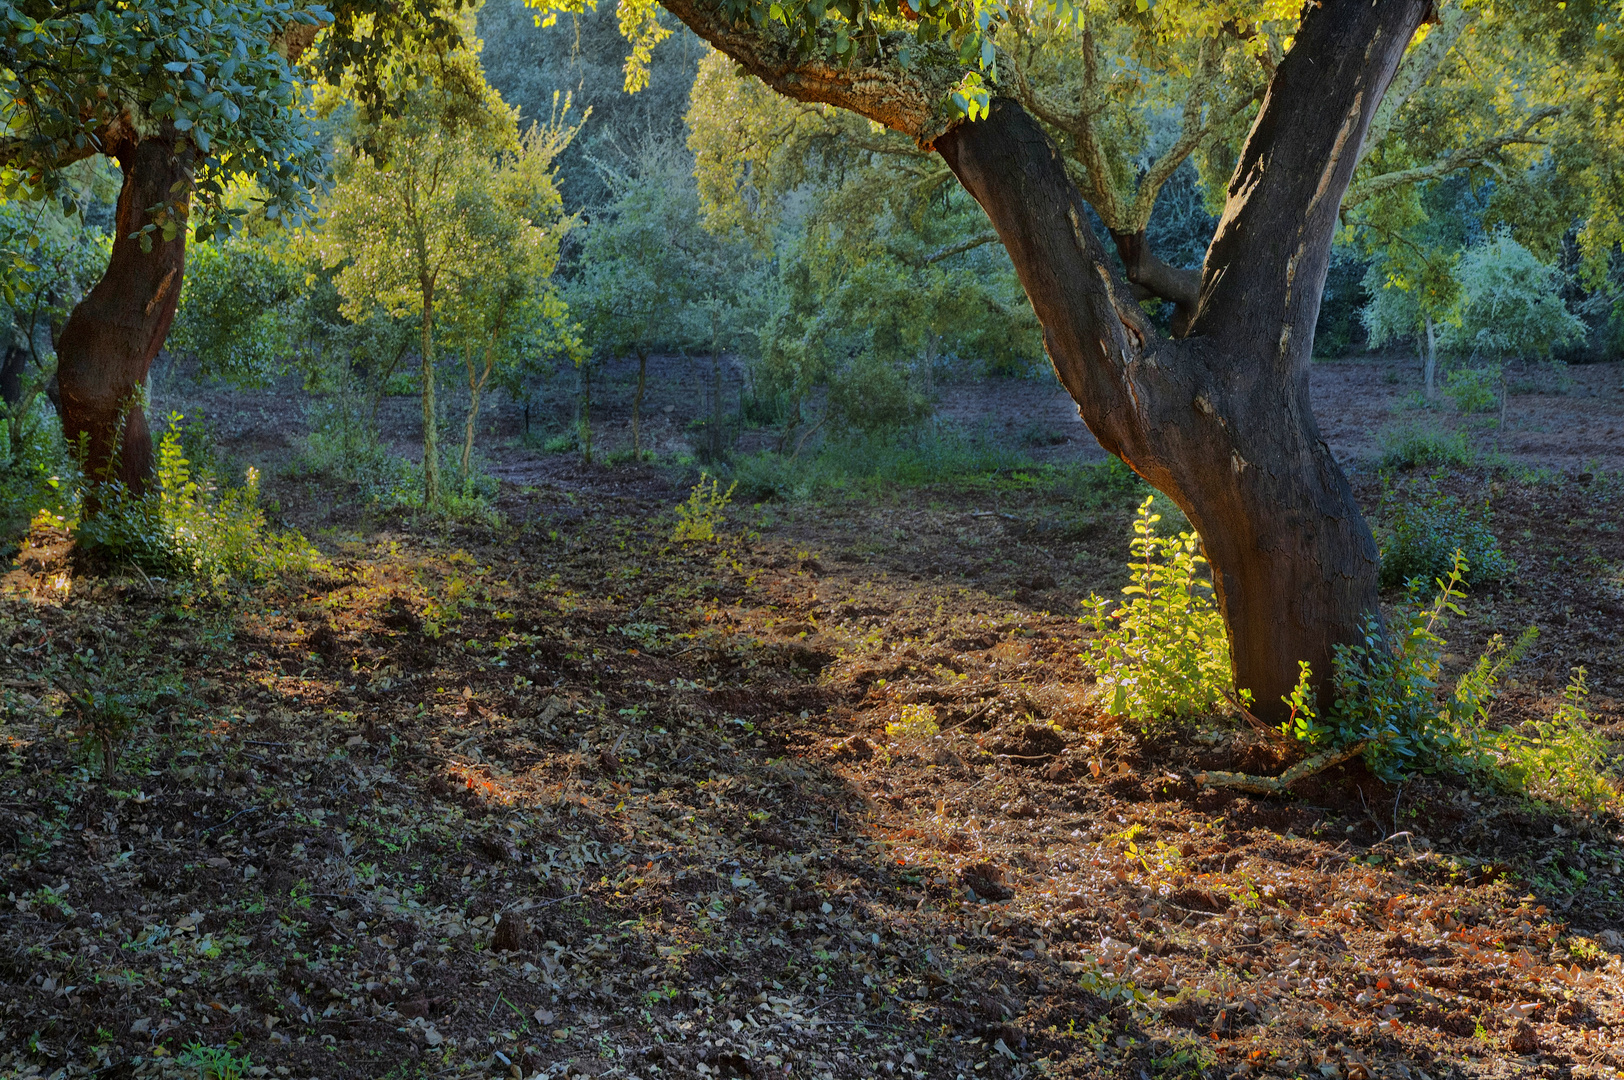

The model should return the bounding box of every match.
[632,347,648,457]
[420,281,440,507]
[1424,316,1437,397]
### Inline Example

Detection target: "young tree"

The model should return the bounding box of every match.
[314,50,559,506]
[1441,232,1586,363]
[442,115,582,480]
[568,140,717,458]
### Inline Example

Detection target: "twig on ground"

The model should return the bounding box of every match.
[1195,741,1370,795]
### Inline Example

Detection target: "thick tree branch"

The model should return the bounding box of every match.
[1109,229,1200,335]
[1344,105,1563,210]
[1192,0,1435,360]
[656,0,966,145]
[1359,3,1469,167]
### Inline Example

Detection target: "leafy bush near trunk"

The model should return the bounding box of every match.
[1486,668,1620,814]
[77,414,317,582]
[1082,496,1236,726]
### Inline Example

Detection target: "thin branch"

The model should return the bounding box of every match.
[922,232,1000,265]
[1344,105,1562,210]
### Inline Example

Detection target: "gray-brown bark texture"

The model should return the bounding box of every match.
[663,0,1433,717]
[55,133,191,496]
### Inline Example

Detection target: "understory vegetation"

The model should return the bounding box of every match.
[4,0,1624,1077]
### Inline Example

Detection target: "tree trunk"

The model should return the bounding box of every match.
[0,342,27,406]
[632,348,647,457]
[1424,316,1437,396]
[578,361,593,464]
[659,0,1431,718]
[55,134,191,496]
[931,1,1427,718]
[420,281,440,507]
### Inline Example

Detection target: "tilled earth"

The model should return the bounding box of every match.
[1,449,1622,1080]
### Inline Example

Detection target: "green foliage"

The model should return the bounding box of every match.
[1376,425,1476,471]
[169,235,304,387]
[287,399,416,501]
[672,473,736,543]
[177,1041,254,1080]
[1444,366,1500,414]
[885,703,940,744]
[1083,496,1235,727]
[726,422,1030,502]
[1486,669,1621,815]
[1308,557,1532,778]
[1378,483,1512,589]
[0,0,327,236]
[312,43,577,508]
[0,396,73,553]
[77,414,317,583]
[1318,558,1461,769]
[1440,233,1587,361]
[51,645,183,780]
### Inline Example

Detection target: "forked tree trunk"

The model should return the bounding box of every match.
[931,3,1424,717]
[55,134,191,497]
[659,0,1430,717]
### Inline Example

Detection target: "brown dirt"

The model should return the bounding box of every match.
[0,356,1621,1079]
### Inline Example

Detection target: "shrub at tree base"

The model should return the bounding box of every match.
[1083,496,1237,727]
[77,414,317,583]
[1095,518,1618,810]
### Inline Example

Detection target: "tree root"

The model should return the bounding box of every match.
[1195,741,1371,796]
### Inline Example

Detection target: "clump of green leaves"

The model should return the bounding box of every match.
[78,413,317,583]
[1445,366,1500,414]
[1488,669,1620,814]
[52,647,181,779]
[1377,425,1476,471]
[885,703,940,744]
[1281,554,1535,779]
[1378,483,1511,588]
[672,473,737,543]
[1083,496,1236,725]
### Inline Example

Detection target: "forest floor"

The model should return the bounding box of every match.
[1,357,1623,1080]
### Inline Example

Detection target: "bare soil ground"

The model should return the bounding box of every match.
[1,356,1623,1080]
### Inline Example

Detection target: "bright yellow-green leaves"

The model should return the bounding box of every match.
[617,0,675,92]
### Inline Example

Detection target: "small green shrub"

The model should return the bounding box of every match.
[1445,366,1500,414]
[78,413,317,582]
[885,703,940,744]
[177,1041,254,1080]
[1377,425,1476,471]
[1378,485,1512,588]
[1283,555,1534,778]
[542,430,579,454]
[672,472,736,542]
[1083,496,1236,725]
[51,646,183,779]
[1487,668,1620,814]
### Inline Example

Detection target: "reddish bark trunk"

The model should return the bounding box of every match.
[55,133,191,497]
